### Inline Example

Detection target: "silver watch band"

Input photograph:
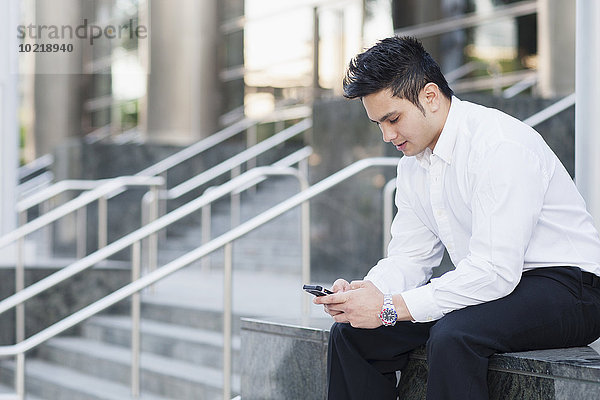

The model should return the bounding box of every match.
[383,293,394,307]
[380,293,397,326]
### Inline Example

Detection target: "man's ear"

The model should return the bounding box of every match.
[422,83,441,112]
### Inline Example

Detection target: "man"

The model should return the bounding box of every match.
[314,36,600,400]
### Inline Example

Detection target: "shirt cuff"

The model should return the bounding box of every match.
[401,284,444,322]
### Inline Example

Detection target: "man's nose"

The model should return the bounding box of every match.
[381,125,397,143]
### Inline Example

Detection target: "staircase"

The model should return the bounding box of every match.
[0,175,315,399]
[0,302,241,399]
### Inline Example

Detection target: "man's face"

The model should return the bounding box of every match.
[362,88,442,157]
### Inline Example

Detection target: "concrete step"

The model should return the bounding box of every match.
[35,336,239,399]
[0,383,45,400]
[158,239,302,264]
[159,217,303,273]
[81,315,241,371]
[138,298,247,333]
[162,226,302,252]
[0,359,170,400]
[155,251,302,275]
[162,213,302,251]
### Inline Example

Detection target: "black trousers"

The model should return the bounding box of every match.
[327,267,600,400]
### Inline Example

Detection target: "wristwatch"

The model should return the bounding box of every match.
[379,294,397,326]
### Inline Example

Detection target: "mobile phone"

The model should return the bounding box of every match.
[303,284,334,297]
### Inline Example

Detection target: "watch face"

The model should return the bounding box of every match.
[380,307,397,325]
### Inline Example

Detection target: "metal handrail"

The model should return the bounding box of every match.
[165,118,312,200]
[0,164,311,399]
[16,108,309,218]
[146,146,313,274]
[16,171,54,199]
[230,145,313,195]
[0,176,164,251]
[13,121,311,253]
[0,175,164,399]
[135,107,311,179]
[502,74,538,99]
[394,0,538,39]
[16,179,109,213]
[0,165,307,316]
[0,157,400,400]
[0,145,313,400]
[134,119,255,178]
[383,178,397,256]
[523,93,575,127]
[17,154,54,181]
[452,70,537,94]
[445,61,489,83]
[14,119,253,219]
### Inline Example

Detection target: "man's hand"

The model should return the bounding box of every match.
[315,280,414,328]
[315,280,384,328]
[321,279,351,318]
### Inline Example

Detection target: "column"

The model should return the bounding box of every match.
[0,0,19,243]
[146,0,221,144]
[538,0,576,97]
[575,0,600,228]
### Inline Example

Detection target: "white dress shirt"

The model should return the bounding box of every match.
[365,97,600,323]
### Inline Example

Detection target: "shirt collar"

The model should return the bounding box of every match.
[415,147,433,169]
[432,96,461,164]
[415,96,462,169]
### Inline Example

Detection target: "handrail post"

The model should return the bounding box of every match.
[140,195,148,271]
[223,242,233,400]
[148,186,159,290]
[16,235,25,400]
[41,199,52,257]
[201,203,212,272]
[98,196,108,251]
[300,173,311,319]
[158,172,168,242]
[383,179,397,257]
[246,125,258,195]
[247,125,257,166]
[299,158,309,181]
[131,240,141,398]
[231,167,241,228]
[76,206,87,259]
[16,352,24,400]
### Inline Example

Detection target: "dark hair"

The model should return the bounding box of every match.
[343,36,453,112]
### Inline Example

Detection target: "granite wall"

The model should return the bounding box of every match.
[241,318,600,400]
[0,265,130,346]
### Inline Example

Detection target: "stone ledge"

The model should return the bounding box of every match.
[240,317,600,400]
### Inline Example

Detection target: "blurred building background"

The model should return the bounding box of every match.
[15,0,574,161]
[2,0,580,277]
